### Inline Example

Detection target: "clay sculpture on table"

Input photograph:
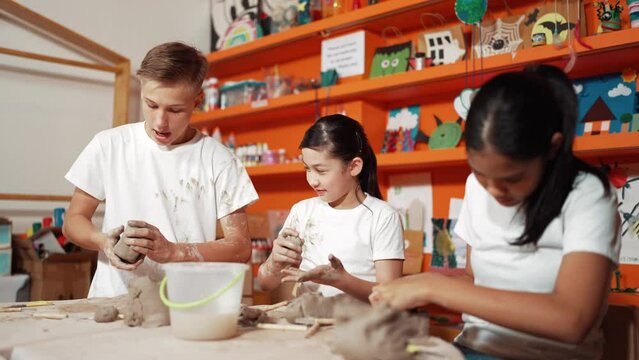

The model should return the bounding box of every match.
[122,276,169,328]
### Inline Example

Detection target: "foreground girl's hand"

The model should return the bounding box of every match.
[281,254,346,286]
[369,273,437,310]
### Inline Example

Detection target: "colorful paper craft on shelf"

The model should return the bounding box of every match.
[430,218,459,269]
[369,41,412,78]
[473,16,525,58]
[387,172,434,252]
[574,70,637,136]
[381,105,420,153]
[611,162,639,264]
[269,0,299,34]
[454,88,477,120]
[211,0,262,50]
[221,15,261,49]
[520,1,582,48]
[595,0,624,32]
[418,25,466,66]
[424,115,463,150]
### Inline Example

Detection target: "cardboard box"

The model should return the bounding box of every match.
[403,230,424,275]
[0,217,11,249]
[12,233,96,301]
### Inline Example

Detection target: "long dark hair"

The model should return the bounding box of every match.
[299,114,382,199]
[465,65,610,246]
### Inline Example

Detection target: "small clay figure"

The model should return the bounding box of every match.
[122,276,169,328]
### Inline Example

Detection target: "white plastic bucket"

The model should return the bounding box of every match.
[160,262,247,340]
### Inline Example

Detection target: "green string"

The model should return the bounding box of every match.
[159,271,244,310]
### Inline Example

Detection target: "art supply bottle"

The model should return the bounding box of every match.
[322,0,334,18]
[42,217,53,228]
[53,208,65,227]
[310,0,322,20]
[333,0,345,15]
[203,77,219,111]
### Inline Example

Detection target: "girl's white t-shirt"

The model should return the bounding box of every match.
[65,122,258,297]
[453,172,620,360]
[281,195,405,297]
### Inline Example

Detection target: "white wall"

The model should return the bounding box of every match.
[0,0,211,232]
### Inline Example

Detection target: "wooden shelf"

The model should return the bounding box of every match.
[609,292,639,306]
[242,132,639,178]
[246,162,304,177]
[193,29,639,129]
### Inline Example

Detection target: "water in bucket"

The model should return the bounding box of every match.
[160,262,247,340]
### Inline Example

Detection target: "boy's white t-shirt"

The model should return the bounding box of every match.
[453,172,620,360]
[281,195,405,297]
[65,122,258,298]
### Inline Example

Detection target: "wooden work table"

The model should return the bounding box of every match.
[0,298,342,360]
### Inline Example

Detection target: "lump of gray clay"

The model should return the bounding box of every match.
[94,305,119,323]
[113,225,144,264]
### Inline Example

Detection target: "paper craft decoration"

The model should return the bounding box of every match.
[221,15,261,49]
[387,172,434,252]
[418,25,466,66]
[473,16,525,58]
[454,88,477,120]
[381,105,420,153]
[403,230,425,274]
[595,0,624,32]
[369,41,412,78]
[430,218,459,268]
[269,0,298,34]
[211,0,262,51]
[425,115,463,150]
[521,1,585,48]
[454,0,487,25]
[574,70,637,136]
[612,162,639,264]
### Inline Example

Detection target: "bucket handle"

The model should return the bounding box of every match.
[159,270,244,310]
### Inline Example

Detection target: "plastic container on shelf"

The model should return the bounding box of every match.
[160,262,247,340]
[219,80,267,109]
[203,77,219,111]
[265,75,293,99]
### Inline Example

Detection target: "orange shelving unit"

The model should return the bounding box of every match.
[193,0,639,306]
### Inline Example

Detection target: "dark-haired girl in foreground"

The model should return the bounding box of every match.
[371,66,620,359]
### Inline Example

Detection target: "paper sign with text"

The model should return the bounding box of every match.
[321,31,365,78]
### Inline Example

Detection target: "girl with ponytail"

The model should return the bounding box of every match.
[257,114,404,301]
[371,66,620,359]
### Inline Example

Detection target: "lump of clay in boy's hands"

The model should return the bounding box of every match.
[113,224,144,264]
[94,305,119,323]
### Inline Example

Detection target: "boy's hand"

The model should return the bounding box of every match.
[123,220,176,263]
[265,228,304,272]
[281,254,345,286]
[100,225,143,270]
